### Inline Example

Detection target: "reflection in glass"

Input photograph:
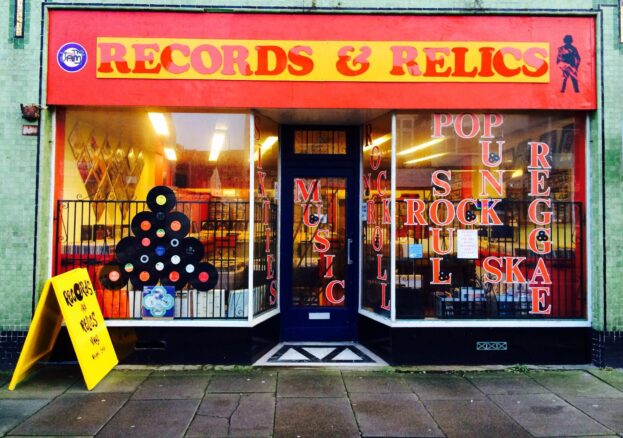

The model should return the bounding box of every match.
[292,177,347,307]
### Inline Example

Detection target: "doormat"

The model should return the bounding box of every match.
[254,343,387,366]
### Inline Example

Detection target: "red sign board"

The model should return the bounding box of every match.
[47,11,596,109]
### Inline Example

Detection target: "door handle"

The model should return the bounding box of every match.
[347,238,353,265]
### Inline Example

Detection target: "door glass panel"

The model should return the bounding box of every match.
[292,177,347,307]
[294,129,347,155]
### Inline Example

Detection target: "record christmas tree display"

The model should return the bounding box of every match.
[99,186,218,292]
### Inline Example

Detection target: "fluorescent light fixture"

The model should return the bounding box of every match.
[511,168,523,178]
[253,136,279,161]
[261,136,278,152]
[209,130,226,162]
[397,138,445,156]
[164,147,177,161]
[363,134,392,151]
[148,112,169,136]
[404,152,448,165]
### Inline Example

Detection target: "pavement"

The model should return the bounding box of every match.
[1,365,623,437]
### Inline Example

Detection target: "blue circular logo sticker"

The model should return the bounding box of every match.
[57,42,87,73]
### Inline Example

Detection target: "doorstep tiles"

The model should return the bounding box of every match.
[9,393,128,436]
[258,343,386,366]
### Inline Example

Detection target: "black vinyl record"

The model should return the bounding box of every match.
[146,186,176,212]
[130,267,159,289]
[160,267,189,289]
[180,237,204,262]
[115,236,139,264]
[131,211,157,236]
[189,262,219,291]
[165,212,191,238]
[99,263,128,290]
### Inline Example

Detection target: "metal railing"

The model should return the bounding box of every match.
[55,199,277,320]
[363,199,585,319]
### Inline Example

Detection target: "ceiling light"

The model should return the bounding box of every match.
[262,136,278,152]
[209,131,226,162]
[511,168,523,178]
[363,134,392,151]
[397,138,445,156]
[148,112,169,136]
[164,147,177,161]
[404,152,448,165]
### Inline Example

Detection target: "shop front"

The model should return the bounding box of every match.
[47,11,595,364]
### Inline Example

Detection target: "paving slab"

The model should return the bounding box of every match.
[406,374,485,400]
[131,375,210,400]
[185,414,230,437]
[97,399,200,438]
[274,397,359,438]
[68,369,151,393]
[490,393,613,437]
[229,393,275,436]
[196,393,240,417]
[0,366,80,399]
[465,372,548,395]
[0,399,49,436]
[342,371,412,394]
[424,399,531,438]
[207,372,277,393]
[350,392,444,437]
[530,371,623,398]
[565,397,623,434]
[278,369,345,397]
[588,368,623,392]
[9,392,128,436]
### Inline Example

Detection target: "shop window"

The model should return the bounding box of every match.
[253,114,279,316]
[361,114,392,317]
[54,108,256,320]
[394,112,586,319]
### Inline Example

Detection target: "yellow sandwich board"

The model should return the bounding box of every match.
[9,268,118,390]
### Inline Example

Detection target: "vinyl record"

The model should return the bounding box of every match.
[160,267,189,289]
[166,248,183,267]
[146,186,176,212]
[131,211,157,236]
[165,212,190,237]
[130,267,159,289]
[115,236,139,264]
[99,263,128,290]
[179,237,204,262]
[189,262,219,291]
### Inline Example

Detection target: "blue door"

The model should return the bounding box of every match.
[280,126,360,341]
